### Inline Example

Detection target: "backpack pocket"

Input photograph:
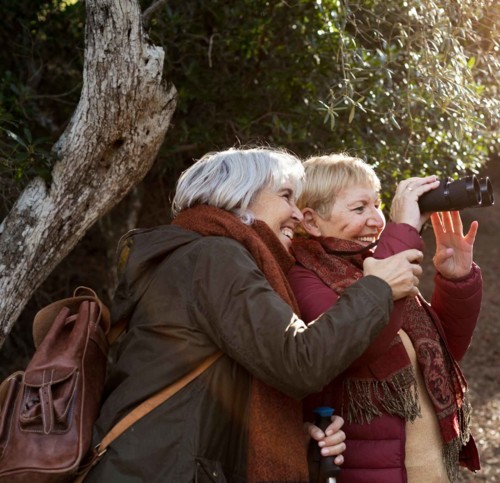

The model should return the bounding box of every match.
[0,372,23,458]
[20,368,79,434]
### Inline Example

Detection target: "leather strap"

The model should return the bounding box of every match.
[105,318,128,345]
[74,351,223,481]
[99,351,223,451]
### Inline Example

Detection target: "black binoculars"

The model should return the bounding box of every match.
[418,175,495,212]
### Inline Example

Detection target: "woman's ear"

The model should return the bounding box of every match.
[301,208,323,237]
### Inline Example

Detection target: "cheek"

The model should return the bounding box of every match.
[344,218,366,234]
[325,221,347,238]
[262,202,288,229]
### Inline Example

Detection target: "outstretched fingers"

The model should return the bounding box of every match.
[464,220,479,245]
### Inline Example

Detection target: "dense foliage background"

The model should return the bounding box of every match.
[1,0,498,223]
[0,0,497,319]
[1,4,498,478]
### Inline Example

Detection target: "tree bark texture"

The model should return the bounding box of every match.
[0,0,177,347]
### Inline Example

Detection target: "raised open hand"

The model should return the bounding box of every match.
[431,211,478,279]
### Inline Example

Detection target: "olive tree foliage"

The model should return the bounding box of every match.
[146,0,498,205]
[316,0,499,194]
[2,0,497,216]
[2,0,497,210]
[0,0,176,346]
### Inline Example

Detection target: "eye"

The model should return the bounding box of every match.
[352,205,365,213]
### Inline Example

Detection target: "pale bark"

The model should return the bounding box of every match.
[0,0,176,347]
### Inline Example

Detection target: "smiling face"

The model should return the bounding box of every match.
[304,183,386,246]
[248,181,304,250]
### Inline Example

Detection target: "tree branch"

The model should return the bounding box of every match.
[0,0,177,347]
[142,0,169,29]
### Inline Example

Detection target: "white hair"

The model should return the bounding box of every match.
[172,147,304,224]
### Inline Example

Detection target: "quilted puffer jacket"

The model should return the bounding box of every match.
[289,223,481,483]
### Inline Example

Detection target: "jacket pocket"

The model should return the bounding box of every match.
[194,457,227,483]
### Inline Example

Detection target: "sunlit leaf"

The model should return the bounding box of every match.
[348,105,355,123]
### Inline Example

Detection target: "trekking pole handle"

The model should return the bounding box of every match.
[313,406,341,483]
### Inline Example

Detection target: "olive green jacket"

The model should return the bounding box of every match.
[86,225,392,482]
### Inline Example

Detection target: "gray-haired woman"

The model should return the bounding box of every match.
[86,147,423,482]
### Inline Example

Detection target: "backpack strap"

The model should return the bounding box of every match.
[75,350,223,481]
[105,318,128,345]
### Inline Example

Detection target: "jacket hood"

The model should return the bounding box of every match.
[111,224,201,324]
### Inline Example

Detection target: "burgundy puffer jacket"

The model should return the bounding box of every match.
[289,223,482,483]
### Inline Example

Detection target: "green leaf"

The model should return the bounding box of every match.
[348,105,355,123]
[5,130,27,148]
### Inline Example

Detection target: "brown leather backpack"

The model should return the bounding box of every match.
[0,287,222,482]
[0,287,111,482]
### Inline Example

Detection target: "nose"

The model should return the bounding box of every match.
[368,208,385,228]
[291,201,304,222]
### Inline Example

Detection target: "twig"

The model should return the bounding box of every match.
[142,0,169,29]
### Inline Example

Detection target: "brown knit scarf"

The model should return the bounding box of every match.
[172,205,308,482]
[292,236,472,482]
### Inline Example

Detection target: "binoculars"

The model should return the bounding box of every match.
[418,175,495,212]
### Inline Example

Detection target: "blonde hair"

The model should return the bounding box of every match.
[298,154,380,219]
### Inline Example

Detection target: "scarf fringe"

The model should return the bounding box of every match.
[460,394,473,446]
[345,375,473,482]
[344,366,421,424]
[443,393,473,481]
[444,438,461,482]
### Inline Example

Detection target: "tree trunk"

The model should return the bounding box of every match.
[0,0,176,348]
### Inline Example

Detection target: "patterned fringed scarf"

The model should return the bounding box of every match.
[172,205,309,483]
[292,236,472,482]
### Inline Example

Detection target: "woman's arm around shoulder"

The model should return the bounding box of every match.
[190,237,393,400]
[288,263,403,366]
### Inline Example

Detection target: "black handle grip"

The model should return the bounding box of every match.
[308,407,341,482]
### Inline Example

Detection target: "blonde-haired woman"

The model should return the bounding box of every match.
[289,154,481,482]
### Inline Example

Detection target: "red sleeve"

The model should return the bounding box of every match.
[288,264,402,367]
[375,222,481,360]
[288,264,339,323]
[430,263,482,361]
[373,222,424,259]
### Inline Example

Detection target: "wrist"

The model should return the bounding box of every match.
[439,268,473,281]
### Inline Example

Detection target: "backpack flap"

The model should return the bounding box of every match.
[20,366,78,435]
[32,286,111,349]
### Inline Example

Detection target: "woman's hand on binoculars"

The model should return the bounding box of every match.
[390,176,440,231]
[431,211,478,279]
